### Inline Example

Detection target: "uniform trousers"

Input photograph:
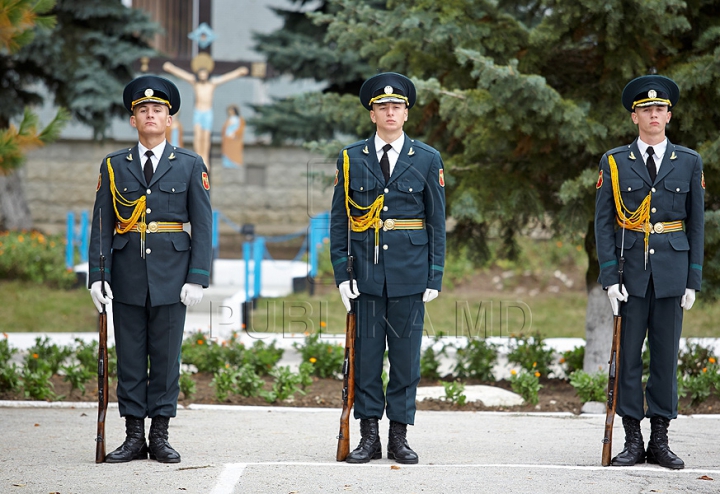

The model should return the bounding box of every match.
[617,277,683,421]
[353,288,424,425]
[113,297,186,419]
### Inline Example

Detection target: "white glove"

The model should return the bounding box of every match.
[422,288,439,303]
[180,283,204,307]
[338,280,360,312]
[681,288,696,311]
[607,283,628,315]
[90,281,113,313]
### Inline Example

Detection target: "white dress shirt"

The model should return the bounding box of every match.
[636,137,667,175]
[137,140,167,173]
[374,133,405,177]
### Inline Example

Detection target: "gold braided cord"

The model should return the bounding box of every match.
[368,93,409,105]
[106,157,146,235]
[343,149,384,250]
[632,98,671,109]
[608,154,651,254]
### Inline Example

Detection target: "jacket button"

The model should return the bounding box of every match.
[146,189,151,194]
[409,188,413,192]
[651,208,657,213]
[123,187,128,192]
[360,186,364,191]
[651,187,656,193]
[676,187,680,192]
[649,249,655,255]
[146,208,151,214]
[146,248,151,255]
[172,188,175,192]
[383,245,388,250]
[383,206,388,211]
[384,188,389,193]
[627,187,632,191]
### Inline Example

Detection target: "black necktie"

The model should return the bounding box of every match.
[380,143,392,183]
[646,146,657,183]
[143,150,154,185]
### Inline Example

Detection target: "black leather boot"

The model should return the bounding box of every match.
[387,420,418,464]
[611,416,645,466]
[646,417,684,469]
[346,418,382,463]
[148,416,181,463]
[105,416,148,463]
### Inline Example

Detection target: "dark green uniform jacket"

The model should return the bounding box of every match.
[330,134,446,297]
[88,144,213,306]
[595,138,704,298]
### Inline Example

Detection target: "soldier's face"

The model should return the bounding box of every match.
[370,103,408,134]
[131,103,172,136]
[631,105,671,141]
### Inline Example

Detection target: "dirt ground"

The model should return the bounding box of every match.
[3,374,718,416]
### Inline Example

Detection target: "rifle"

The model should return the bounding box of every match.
[95,212,109,463]
[336,250,356,461]
[601,225,625,466]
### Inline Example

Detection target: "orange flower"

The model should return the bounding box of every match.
[555,240,563,248]
[17,235,24,243]
[559,357,565,364]
[37,234,46,244]
[32,353,39,359]
[534,371,541,378]
[702,367,708,373]
[197,339,204,345]
[320,321,327,328]
[709,357,716,364]
[309,357,317,364]
[532,362,537,368]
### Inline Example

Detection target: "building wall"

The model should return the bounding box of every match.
[23,140,335,237]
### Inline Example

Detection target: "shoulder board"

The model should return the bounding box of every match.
[343,140,367,152]
[408,139,439,156]
[671,145,700,158]
[606,145,630,157]
[107,148,130,159]
[173,147,199,158]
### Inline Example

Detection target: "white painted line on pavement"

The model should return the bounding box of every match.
[211,463,247,494]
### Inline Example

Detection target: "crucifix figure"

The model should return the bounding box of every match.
[163,53,248,168]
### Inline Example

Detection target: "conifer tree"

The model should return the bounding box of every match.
[258,0,720,369]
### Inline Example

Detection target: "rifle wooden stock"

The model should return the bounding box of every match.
[95,254,109,463]
[336,308,356,461]
[601,312,622,466]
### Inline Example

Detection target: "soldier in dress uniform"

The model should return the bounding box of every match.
[330,72,446,464]
[88,75,213,464]
[595,75,704,469]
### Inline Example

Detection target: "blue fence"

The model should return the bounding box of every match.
[65,211,89,269]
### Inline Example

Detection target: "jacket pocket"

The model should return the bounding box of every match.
[112,234,129,251]
[159,182,187,213]
[172,234,191,252]
[668,232,690,252]
[664,180,689,212]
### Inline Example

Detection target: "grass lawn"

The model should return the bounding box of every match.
[1,282,717,339]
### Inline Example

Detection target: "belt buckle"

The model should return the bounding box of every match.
[383,218,396,231]
[147,221,159,233]
[376,219,383,229]
[137,222,147,233]
[653,222,665,234]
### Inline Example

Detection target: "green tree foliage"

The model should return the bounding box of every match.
[258,0,720,297]
[1,0,159,137]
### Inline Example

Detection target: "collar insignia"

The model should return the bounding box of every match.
[168,152,176,160]
[126,154,133,161]
[408,147,415,156]
[362,146,369,155]
[670,151,677,160]
[629,151,636,160]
